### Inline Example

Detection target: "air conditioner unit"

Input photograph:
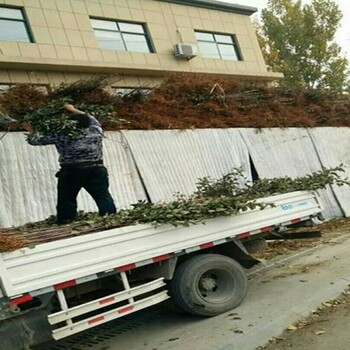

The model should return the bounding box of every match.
[174,43,198,59]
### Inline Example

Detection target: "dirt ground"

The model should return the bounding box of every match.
[257,289,350,350]
[253,217,350,260]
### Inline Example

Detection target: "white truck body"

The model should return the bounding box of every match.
[0,190,323,345]
[1,190,320,297]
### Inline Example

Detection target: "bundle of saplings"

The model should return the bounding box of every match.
[0,165,347,254]
[35,165,348,229]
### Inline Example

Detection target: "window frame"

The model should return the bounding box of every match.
[0,5,34,43]
[195,30,242,61]
[0,84,11,95]
[112,86,153,96]
[0,83,50,95]
[90,17,155,53]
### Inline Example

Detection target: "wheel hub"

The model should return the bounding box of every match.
[199,276,217,291]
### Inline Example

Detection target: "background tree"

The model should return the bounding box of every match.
[259,0,349,91]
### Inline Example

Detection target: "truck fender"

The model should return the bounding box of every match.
[131,257,178,281]
[196,239,261,269]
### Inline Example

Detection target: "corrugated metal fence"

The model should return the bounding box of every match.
[0,128,349,228]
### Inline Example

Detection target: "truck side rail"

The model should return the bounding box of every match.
[0,191,322,297]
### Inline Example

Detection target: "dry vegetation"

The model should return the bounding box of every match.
[115,74,350,129]
[253,217,350,260]
[1,73,350,131]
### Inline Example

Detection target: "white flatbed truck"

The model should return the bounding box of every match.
[0,190,323,349]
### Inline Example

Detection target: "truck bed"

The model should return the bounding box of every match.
[0,191,322,297]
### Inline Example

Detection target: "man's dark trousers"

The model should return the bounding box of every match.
[56,165,116,224]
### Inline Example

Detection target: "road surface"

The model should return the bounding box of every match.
[36,232,350,350]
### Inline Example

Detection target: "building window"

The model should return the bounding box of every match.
[195,31,242,61]
[0,84,10,94]
[0,7,32,42]
[113,87,152,96]
[91,18,153,53]
[0,84,49,95]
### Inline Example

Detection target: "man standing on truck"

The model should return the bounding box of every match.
[23,104,116,224]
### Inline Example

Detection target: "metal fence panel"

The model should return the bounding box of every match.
[122,129,251,202]
[308,127,350,216]
[239,128,343,219]
[0,132,147,227]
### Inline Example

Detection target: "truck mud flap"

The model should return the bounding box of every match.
[230,238,261,268]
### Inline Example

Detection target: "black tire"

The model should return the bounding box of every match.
[169,254,248,317]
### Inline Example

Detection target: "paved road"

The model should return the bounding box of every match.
[262,288,350,350]
[40,234,350,350]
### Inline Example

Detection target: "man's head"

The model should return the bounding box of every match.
[69,113,91,129]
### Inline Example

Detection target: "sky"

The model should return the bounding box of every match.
[219,0,350,60]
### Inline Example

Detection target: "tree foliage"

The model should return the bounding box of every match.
[259,0,349,91]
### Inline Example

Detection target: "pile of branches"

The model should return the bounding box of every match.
[0,165,348,252]
[0,76,127,136]
[116,74,350,129]
[88,165,348,228]
[1,74,350,134]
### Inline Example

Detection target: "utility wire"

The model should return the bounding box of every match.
[0,127,10,141]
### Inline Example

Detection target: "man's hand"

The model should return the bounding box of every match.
[8,119,19,130]
[64,104,85,115]
[23,121,34,133]
[0,114,18,129]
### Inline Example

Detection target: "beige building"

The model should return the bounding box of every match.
[0,0,282,91]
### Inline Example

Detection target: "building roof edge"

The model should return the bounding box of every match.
[159,0,257,15]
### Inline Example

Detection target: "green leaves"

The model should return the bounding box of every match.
[24,98,81,139]
[195,165,350,201]
[1,76,130,136]
[22,165,349,231]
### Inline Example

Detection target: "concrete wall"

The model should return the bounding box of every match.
[0,0,282,88]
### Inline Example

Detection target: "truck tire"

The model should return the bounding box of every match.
[169,254,248,317]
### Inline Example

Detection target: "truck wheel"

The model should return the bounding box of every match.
[169,254,248,317]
